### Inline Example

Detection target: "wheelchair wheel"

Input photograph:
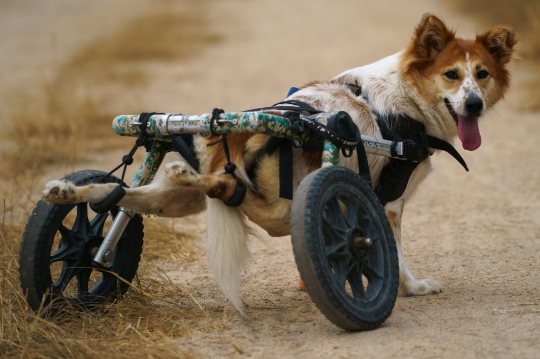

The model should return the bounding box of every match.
[19,170,144,311]
[290,166,398,330]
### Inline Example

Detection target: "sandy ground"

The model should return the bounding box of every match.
[2,0,540,358]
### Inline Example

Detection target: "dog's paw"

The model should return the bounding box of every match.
[165,161,198,186]
[42,180,80,204]
[399,277,442,296]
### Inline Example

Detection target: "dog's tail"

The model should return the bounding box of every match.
[206,198,253,313]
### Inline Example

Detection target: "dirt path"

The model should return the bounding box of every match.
[3,0,539,358]
[164,2,540,358]
[156,1,540,357]
[0,0,157,111]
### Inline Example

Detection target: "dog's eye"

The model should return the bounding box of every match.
[477,70,490,80]
[444,71,459,80]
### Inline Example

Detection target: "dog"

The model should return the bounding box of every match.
[42,14,517,312]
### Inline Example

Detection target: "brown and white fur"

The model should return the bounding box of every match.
[42,14,517,312]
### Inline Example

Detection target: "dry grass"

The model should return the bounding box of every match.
[1,6,221,176]
[0,216,205,359]
[2,85,111,176]
[451,0,540,109]
[0,2,222,358]
[0,190,207,358]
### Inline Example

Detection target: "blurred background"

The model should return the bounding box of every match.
[0,0,539,358]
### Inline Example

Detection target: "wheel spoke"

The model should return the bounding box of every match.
[331,255,351,288]
[361,262,383,282]
[325,196,348,230]
[347,262,367,300]
[325,241,348,260]
[76,268,93,295]
[101,270,119,288]
[90,213,109,236]
[344,202,361,228]
[51,225,80,264]
[50,243,79,264]
[72,204,91,237]
[322,218,347,245]
[58,224,73,240]
[54,263,80,293]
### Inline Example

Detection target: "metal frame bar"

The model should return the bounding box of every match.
[95,111,405,264]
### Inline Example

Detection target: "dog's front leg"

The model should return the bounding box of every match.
[385,199,442,296]
[42,174,206,217]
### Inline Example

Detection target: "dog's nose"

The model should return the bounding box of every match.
[465,94,483,116]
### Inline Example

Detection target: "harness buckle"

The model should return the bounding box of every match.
[287,112,305,148]
[391,138,429,162]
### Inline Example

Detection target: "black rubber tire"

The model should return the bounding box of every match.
[19,170,144,311]
[291,166,399,331]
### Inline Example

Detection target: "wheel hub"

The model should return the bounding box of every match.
[355,236,372,249]
[348,227,372,261]
[82,236,104,263]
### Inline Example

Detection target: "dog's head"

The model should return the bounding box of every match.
[401,14,518,151]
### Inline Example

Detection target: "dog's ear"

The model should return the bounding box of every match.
[477,26,518,65]
[410,13,455,60]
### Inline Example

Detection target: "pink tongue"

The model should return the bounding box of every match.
[457,115,481,151]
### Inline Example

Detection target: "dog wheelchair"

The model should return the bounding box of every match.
[18,105,433,331]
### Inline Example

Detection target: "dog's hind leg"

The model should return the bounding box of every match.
[385,199,443,296]
[165,161,238,202]
[42,173,206,217]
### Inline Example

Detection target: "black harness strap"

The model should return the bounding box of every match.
[290,112,362,149]
[207,108,247,207]
[374,129,468,206]
[425,135,469,171]
[278,139,294,199]
[171,134,200,173]
[245,103,371,200]
[245,100,322,114]
[356,140,372,187]
[345,83,468,206]
[373,112,423,205]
